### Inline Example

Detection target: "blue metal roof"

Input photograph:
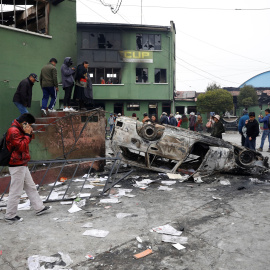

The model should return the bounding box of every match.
[239,70,270,88]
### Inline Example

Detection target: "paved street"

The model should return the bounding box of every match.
[0,131,270,270]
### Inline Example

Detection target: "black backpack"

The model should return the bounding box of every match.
[0,126,18,166]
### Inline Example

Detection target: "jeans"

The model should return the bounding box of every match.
[110,125,114,133]
[245,137,256,150]
[259,129,270,149]
[14,102,28,115]
[42,87,57,110]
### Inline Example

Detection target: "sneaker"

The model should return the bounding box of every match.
[69,107,77,112]
[63,107,70,112]
[257,147,263,152]
[5,215,23,223]
[36,206,52,216]
[41,109,47,116]
[48,109,56,112]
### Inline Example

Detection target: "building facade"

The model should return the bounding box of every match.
[0,0,77,135]
[77,21,176,120]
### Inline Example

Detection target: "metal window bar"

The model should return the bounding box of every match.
[25,0,27,30]
[1,0,3,25]
[0,155,133,205]
[13,0,16,28]
[36,0,38,32]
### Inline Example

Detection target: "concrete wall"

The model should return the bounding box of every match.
[0,1,77,135]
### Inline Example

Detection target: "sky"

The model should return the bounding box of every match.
[76,0,270,92]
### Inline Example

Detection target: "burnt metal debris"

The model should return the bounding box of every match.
[0,155,133,205]
[110,117,269,178]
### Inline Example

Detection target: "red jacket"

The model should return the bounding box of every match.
[6,120,32,166]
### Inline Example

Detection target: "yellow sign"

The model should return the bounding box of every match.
[119,50,153,63]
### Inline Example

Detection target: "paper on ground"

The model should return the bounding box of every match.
[158,186,173,191]
[162,234,188,244]
[18,199,31,210]
[78,193,91,198]
[161,181,176,186]
[100,198,120,204]
[116,213,132,219]
[136,236,142,243]
[118,188,133,193]
[82,184,95,189]
[83,229,109,238]
[124,194,136,198]
[72,178,85,182]
[48,181,63,186]
[194,176,204,183]
[172,243,186,250]
[82,222,93,228]
[68,203,82,213]
[141,179,154,184]
[167,173,183,180]
[220,179,231,185]
[152,224,182,236]
[60,201,73,205]
[47,191,60,200]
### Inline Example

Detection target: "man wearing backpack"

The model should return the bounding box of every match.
[257,108,270,152]
[4,113,51,223]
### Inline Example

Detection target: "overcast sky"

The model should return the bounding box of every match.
[77,0,270,92]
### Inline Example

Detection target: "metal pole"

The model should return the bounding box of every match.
[1,0,3,25]
[36,0,38,32]
[25,0,27,30]
[141,0,142,24]
[13,0,16,27]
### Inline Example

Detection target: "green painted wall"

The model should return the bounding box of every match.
[0,1,77,135]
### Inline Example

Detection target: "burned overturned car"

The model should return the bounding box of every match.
[110,117,269,178]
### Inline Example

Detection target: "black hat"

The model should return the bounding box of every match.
[50,58,58,63]
[29,73,39,82]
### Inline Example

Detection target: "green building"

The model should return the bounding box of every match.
[0,0,77,135]
[77,21,176,120]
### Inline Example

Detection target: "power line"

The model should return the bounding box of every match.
[99,0,123,14]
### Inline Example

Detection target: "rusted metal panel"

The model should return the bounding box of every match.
[110,117,269,177]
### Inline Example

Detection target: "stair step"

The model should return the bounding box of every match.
[32,124,49,132]
[35,117,58,125]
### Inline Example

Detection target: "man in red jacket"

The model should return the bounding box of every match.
[5,113,51,223]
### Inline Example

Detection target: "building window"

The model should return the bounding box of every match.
[162,102,171,115]
[136,68,148,83]
[127,103,140,111]
[0,1,49,34]
[89,68,121,84]
[187,106,197,114]
[82,32,121,49]
[155,69,167,83]
[136,34,161,50]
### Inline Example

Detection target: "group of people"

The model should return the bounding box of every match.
[238,108,270,151]
[12,58,93,117]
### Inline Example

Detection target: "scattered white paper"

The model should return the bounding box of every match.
[82,222,93,228]
[68,203,82,213]
[212,196,222,200]
[60,201,73,205]
[76,199,86,208]
[78,193,91,198]
[116,213,132,219]
[114,184,121,188]
[220,180,231,185]
[124,194,136,198]
[100,198,120,204]
[72,179,85,182]
[82,184,95,189]
[83,229,109,238]
[207,188,217,191]
[47,191,60,200]
[194,176,204,183]
[167,173,183,180]
[141,179,154,184]
[118,188,133,193]
[136,236,142,243]
[53,218,59,221]
[162,235,188,244]
[152,224,182,236]
[18,199,31,210]
[172,243,186,250]
[158,186,173,191]
[48,181,63,186]
[161,181,176,186]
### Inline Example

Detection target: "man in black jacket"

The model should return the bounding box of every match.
[244,112,259,150]
[13,73,39,115]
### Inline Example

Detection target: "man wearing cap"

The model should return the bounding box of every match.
[40,58,59,115]
[238,109,249,146]
[13,73,39,115]
[160,112,169,125]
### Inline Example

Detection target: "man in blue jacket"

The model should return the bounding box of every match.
[238,109,249,146]
[257,108,270,152]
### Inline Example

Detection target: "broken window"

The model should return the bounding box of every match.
[155,69,167,83]
[148,103,158,116]
[89,67,121,84]
[162,102,171,115]
[136,68,148,83]
[136,34,161,50]
[187,106,197,114]
[0,0,49,34]
[127,103,140,111]
[83,32,121,49]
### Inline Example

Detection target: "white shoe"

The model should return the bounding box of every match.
[41,109,47,115]
[63,107,70,112]
[48,109,56,112]
[69,107,76,112]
